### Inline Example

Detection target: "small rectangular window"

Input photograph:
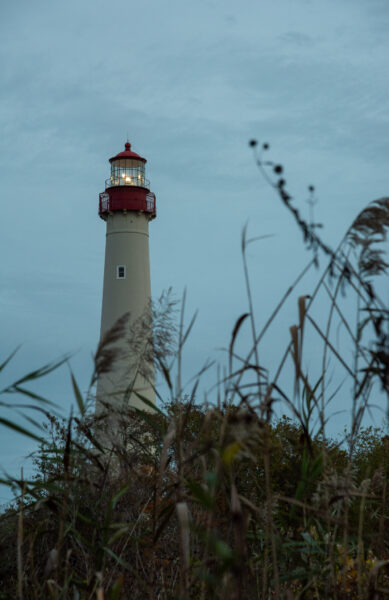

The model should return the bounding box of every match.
[117,265,126,279]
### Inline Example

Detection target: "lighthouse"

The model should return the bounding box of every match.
[95,142,156,436]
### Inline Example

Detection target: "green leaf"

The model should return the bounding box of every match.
[301,449,309,477]
[0,346,20,373]
[0,417,43,442]
[310,453,323,480]
[72,587,81,600]
[109,577,123,600]
[21,414,45,431]
[70,526,93,549]
[229,313,249,371]
[187,480,214,510]
[134,392,165,416]
[111,484,129,509]
[12,386,58,408]
[11,356,69,387]
[70,371,85,416]
[194,527,234,566]
[108,526,130,545]
[213,539,233,562]
[154,502,175,543]
[294,481,307,504]
[134,405,166,437]
[76,512,92,524]
[181,309,198,348]
[103,547,131,571]
[155,356,173,391]
[204,471,218,491]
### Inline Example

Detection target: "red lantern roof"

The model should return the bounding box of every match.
[109,142,147,163]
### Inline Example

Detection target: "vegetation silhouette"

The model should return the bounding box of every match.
[0,143,388,598]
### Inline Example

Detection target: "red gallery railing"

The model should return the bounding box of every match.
[99,191,156,218]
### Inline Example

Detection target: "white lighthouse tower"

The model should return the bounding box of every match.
[95,142,156,435]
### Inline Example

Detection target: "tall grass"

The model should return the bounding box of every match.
[0,144,388,598]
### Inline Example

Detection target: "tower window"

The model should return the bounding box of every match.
[117,265,126,279]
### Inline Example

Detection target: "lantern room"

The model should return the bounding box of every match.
[99,142,156,220]
[108,142,147,188]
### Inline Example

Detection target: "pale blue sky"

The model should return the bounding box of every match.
[1,0,388,502]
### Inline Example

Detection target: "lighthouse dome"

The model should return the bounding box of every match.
[109,142,147,163]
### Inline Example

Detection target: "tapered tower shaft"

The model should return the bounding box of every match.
[95,142,156,434]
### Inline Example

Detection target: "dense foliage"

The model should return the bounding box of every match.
[1,409,389,599]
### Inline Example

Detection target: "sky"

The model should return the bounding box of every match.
[0,0,388,502]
